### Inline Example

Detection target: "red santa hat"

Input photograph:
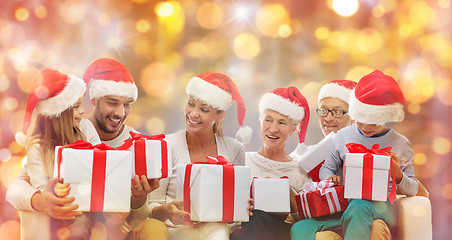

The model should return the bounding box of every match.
[186,72,251,144]
[259,86,310,144]
[82,58,138,101]
[318,80,357,105]
[349,70,405,125]
[16,68,86,143]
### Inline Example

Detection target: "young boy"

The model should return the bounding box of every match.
[291,70,419,240]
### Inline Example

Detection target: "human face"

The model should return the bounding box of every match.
[260,109,296,151]
[184,96,225,134]
[72,97,84,128]
[356,122,388,137]
[92,95,133,134]
[318,97,352,136]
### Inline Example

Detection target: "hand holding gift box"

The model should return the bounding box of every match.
[176,156,251,222]
[118,132,171,179]
[297,132,335,181]
[251,177,290,214]
[54,140,132,212]
[344,143,396,204]
[295,180,349,219]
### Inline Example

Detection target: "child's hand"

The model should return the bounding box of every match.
[390,151,403,184]
[54,182,71,198]
[247,198,254,217]
[329,175,341,186]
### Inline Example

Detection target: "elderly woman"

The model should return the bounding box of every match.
[231,87,312,240]
[143,72,250,240]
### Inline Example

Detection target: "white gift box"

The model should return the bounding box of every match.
[344,153,391,201]
[54,145,132,212]
[176,163,251,222]
[124,138,172,179]
[252,178,290,213]
[297,132,335,180]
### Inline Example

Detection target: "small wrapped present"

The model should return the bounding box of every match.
[54,140,132,212]
[118,132,171,179]
[251,177,290,214]
[297,132,335,181]
[344,143,396,203]
[176,156,250,222]
[296,180,349,219]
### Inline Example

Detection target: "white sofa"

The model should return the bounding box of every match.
[395,195,432,240]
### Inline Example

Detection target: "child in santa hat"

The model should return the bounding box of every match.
[148,72,251,239]
[15,69,97,239]
[291,70,419,240]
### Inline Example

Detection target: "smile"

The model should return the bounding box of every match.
[266,135,279,139]
[188,117,201,125]
[108,116,121,124]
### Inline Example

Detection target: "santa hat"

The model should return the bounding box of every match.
[83,58,138,101]
[318,80,357,105]
[186,72,252,144]
[349,70,405,125]
[16,69,86,144]
[259,86,310,145]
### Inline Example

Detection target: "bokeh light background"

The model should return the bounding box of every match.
[0,0,451,239]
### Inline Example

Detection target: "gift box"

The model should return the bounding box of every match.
[176,156,251,222]
[118,132,171,179]
[344,143,395,202]
[297,132,335,181]
[251,178,290,214]
[54,140,132,212]
[295,180,348,219]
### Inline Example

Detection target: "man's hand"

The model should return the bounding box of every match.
[152,200,192,226]
[31,177,82,220]
[390,151,403,184]
[328,175,341,186]
[131,175,160,209]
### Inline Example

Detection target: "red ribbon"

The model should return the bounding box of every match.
[308,160,324,182]
[346,143,396,204]
[56,140,117,211]
[118,132,168,179]
[183,155,236,222]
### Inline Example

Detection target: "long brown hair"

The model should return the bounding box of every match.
[26,107,86,177]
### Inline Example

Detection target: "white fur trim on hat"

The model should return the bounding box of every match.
[235,125,252,144]
[318,83,353,104]
[186,77,232,110]
[349,93,405,125]
[37,75,86,117]
[89,79,138,101]
[259,93,305,122]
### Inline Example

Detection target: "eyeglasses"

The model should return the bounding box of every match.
[316,108,348,118]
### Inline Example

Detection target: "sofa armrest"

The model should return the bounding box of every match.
[396,195,432,240]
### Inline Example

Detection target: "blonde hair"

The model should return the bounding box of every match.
[26,107,85,177]
[213,119,224,136]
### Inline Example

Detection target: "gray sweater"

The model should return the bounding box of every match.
[319,125,418,197]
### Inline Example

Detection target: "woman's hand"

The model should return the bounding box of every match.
[328,175,341,186]
[152,200,192,226]
[248,198,254,217]
[131,175,160,209]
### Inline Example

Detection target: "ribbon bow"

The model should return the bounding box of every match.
[302,180,335,195]
[201,155,235,166]
[117,132,166,150]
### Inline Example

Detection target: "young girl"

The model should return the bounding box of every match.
[17,68,95,239]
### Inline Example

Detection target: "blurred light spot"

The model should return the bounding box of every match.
[398,24,412,38]
[409,2,433,28]
[372,5,385,18]
[133,0,148,3]
[345,66,373,82]
[235,5,251,21]
[201,33,228,59]
[59,0,87,24]
[140,62,175,97]
[315,27,330,40]
[3,97,18,111]
[436,79,452,106]
[197,3,223,29]
[136,19,151,33]
[413,205,426,218]
[256,4,290,37]
[432,137,451,155]
[442,183,452,200]
[9,141,24,154]
[0,74,9,92]
[107,37,121,48]
[438,0,451,8]
[413,152,427,166]
[90,221,107,239]
[407,102,420,114]
[98,14,111,26]
[356,28,382,54]
[381,0,396,12]
[17,67,40,93]
[34,5,47,19]
[125,113,143,130]
[401,60,435,103]
[184,41,204,59]
[233,33,260,60]
[0,156,23,188]
[0,221,20,240]
[0,149,11,162]
[1,23,26,46]
[332,0,359,17]
[146,117,166,134]
[278,24,292,38]
[318,47,340,63]
[15,8,29,21]
[155,2,175,17]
